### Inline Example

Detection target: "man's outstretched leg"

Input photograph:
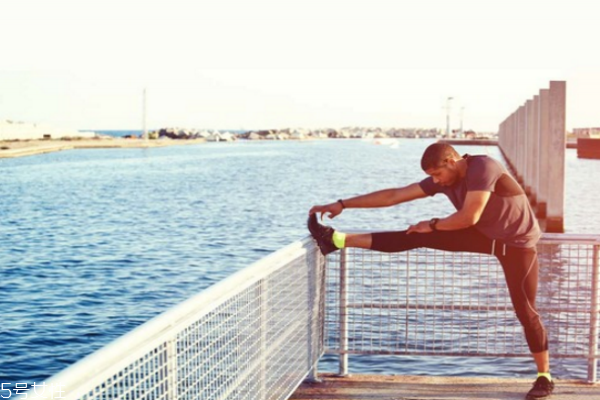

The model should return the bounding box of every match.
[307,214,494,255]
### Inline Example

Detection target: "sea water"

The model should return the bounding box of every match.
[1,139,599,386]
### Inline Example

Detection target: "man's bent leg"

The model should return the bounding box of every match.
[533,350,550,374]
[498,247,548,358]
[497,247,554,399]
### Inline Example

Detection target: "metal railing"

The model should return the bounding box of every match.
[323,233,600,382]
[23,232,600,400]
[25,238,325,400]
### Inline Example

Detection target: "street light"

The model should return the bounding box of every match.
[446,97,453,138]
[460,106,465,137]
[142,87,148,141]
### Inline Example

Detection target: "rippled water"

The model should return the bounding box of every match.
[1,139,599,386]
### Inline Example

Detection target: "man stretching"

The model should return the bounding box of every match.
[308,143,553,400]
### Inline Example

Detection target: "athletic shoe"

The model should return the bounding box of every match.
[307,214,338,255]
[526,376,554,400]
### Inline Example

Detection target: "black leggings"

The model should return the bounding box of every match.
[371,227,548,354]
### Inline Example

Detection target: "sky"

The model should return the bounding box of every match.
[0,0,598,132]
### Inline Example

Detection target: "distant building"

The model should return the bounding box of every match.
[0,120,96,140]
[573,127,600,138]
[464,130,477,139]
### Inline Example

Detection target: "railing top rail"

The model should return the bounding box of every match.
[339,231,600,245]
[31,237,314,400]
[540,233,600,245]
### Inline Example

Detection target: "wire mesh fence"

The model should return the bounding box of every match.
[24,239,325,400]
[17,233,600,400]
[323,234,600,382]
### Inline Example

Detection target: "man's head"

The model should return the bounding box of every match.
[421,143,463,186]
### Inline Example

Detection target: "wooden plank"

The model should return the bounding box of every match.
[291,374,600,400]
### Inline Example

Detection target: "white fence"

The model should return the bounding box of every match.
[23,239,324,400]
[23,232,600,400]
[323,233,600,382]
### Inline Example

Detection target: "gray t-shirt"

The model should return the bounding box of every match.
[419,155,541,248]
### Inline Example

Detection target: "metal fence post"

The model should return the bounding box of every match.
[338,248,349,376]
[166,337,178,400]
[307,250,323,383]
[260,280,268,399]
[588,245,600,383]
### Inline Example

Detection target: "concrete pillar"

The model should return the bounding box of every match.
[510,109,519,171]
[536,89,550,219]
[525,99,533,199]
[499,121,504,157]
[546,81,566,233]
[499,118,511,171]
[517,105,526,186]
[508,116,515,171]
[515,107,521,182]
[530,95,540,205]
[510,111,518,173]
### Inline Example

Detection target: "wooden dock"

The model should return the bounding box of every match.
[291,374,600,400]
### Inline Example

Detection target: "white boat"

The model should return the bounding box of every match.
[373,138,399,147]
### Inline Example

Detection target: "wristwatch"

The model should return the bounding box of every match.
[429,218,440,231]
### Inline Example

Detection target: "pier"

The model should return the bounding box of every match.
[498,81,567,232]
[291,374,599,400]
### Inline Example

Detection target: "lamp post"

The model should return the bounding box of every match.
[446,97,453,138]
[142,88,148,142]
[460,106,465,137]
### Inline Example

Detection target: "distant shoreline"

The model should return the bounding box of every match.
[0,138,207,159]
[1,136,525,159]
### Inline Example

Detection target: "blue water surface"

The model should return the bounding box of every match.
[1,139,599,387]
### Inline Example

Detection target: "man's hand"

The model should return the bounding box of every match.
[309,202,344,220]
[407,220,432,234]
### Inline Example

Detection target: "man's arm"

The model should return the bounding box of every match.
[309,182,427,220]
[407,190,491,233]
[342,183,427,208]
